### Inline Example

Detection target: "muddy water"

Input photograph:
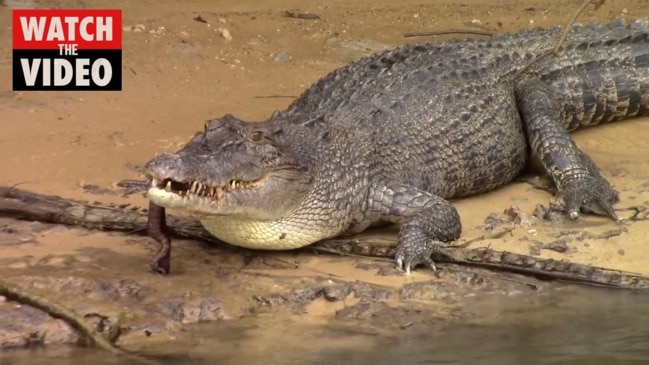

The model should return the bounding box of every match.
[4,288,649,364]
[138,290,649,365]
[147,289,649,365]
[2,0,649,363]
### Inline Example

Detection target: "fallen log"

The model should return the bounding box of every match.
[1,186,648,289]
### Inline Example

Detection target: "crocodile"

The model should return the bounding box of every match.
[144,19,649,274]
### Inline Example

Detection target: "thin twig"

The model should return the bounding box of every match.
[403,29,494,38]
[253,95,297,99]
[551,0,605,55]
[515,0,603,79]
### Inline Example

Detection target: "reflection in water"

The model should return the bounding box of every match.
[4,288,649,365]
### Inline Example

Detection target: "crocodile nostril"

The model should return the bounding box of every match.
[145,153,184,176]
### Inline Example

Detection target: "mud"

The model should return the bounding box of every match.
[1,0,649,354]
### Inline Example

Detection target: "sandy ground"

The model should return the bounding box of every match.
[1,0,649,352]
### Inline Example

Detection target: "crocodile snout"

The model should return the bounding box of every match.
[145,153,190,181]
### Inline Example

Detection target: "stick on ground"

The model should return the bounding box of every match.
[1,186,648,289]
[0,280,159,364]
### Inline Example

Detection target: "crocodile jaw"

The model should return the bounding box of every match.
[147,187,208,213]
[148,180,338,249]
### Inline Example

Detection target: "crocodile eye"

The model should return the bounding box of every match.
[248,130,265,143]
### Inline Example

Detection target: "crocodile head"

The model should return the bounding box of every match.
[144,114,312,220]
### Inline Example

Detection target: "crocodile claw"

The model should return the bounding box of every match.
[395,239,452,274]
[559,177,619,221]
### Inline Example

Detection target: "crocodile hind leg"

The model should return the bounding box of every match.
[514,75,619,220]
[367,180,462,273]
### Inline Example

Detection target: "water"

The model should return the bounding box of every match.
[3,288,649,365]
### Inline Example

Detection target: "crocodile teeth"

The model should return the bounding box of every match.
[157,178,256,199]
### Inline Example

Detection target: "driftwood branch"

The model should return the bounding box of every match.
[0,186,212,240]
[313,238,649,289]
[0,280,159,364]
[1,186,648,289]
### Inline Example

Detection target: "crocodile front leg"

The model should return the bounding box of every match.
[515,76,619,220]
[368,181,462,273]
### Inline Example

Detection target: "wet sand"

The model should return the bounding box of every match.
[1,0,649,352]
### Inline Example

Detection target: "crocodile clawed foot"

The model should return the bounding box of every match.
[558,177,619,221]
[395,239,453,274]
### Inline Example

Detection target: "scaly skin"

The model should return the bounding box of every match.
[145,20,649,273]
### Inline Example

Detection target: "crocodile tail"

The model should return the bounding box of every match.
[541,19,649,131]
